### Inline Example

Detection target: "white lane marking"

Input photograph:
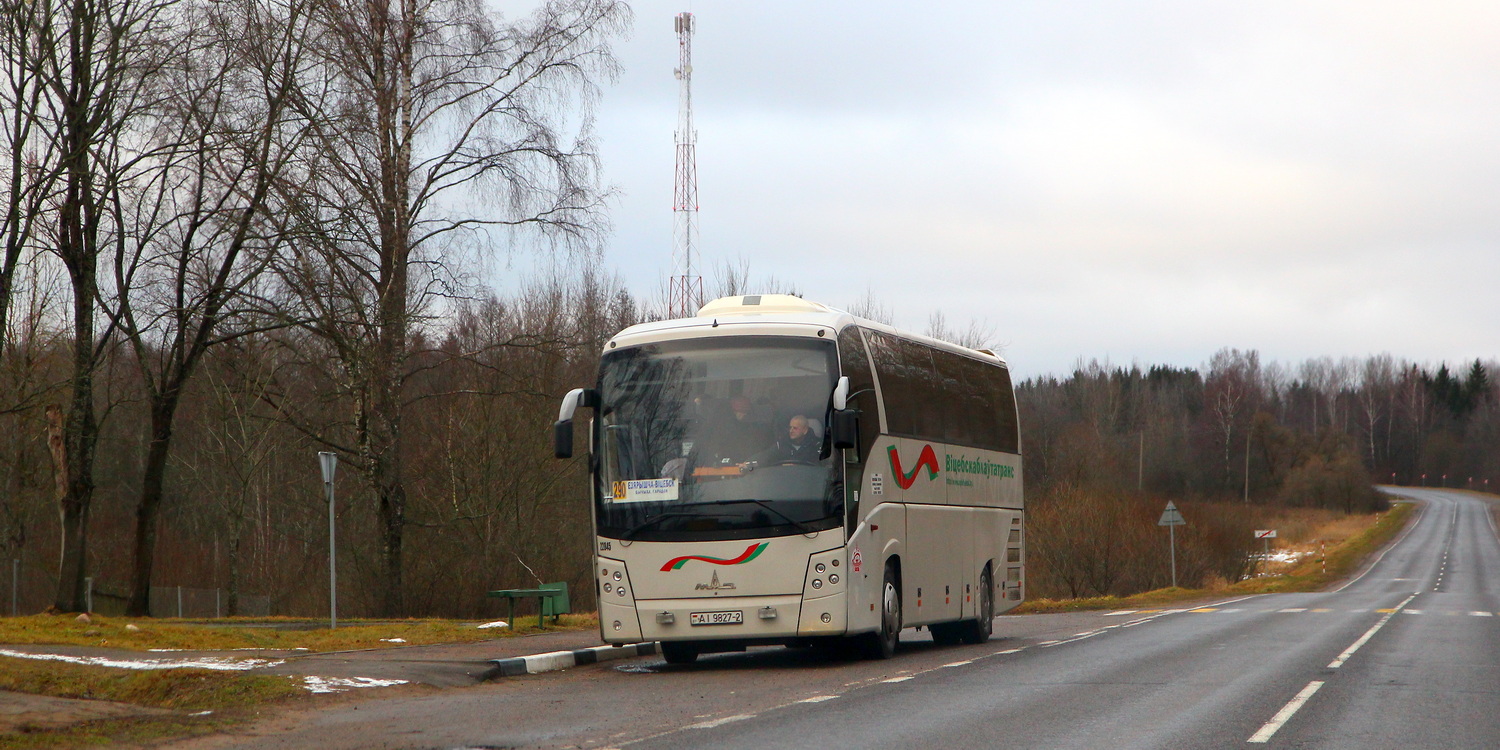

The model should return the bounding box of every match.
[686,714,755,729]
[1103,610,1138,616]
[998,648,1023,654]
[1279,608,1307,613]
[1472,611,1494,617]
[799,695,838,703]
[1328,592,1419,669]
[942,660,973,668]
[1329,499,1426,594]
[882,676,913,683]
[1403,609,1424,615]
[1248,680,1324,743]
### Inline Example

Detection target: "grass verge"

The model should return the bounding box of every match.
[0,657,304,749]
[0,655,302,709]
[1016,501,1416,614]
[0,612,597,652]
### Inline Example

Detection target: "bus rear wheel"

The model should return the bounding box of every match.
[660,641,699,664]
[958,566,994,645]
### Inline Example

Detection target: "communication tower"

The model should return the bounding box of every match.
[669,11,703,318]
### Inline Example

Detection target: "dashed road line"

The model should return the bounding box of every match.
[1248,680,1324,743]
[1328,592,1419,669]
[686,714,755,730]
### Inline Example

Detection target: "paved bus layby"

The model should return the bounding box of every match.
[554,295,1024,663]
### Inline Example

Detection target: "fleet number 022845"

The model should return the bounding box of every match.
[689,610,743,625]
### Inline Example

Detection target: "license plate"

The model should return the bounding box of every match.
[689,610,743,626]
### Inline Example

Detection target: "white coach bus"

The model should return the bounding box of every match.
[554,295,1023,663]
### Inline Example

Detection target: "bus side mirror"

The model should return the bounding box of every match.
[832,408,858,450]
[554,388,599,459]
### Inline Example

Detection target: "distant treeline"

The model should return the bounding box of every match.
[1018,351,1497,504]
[1017,351,1497,598]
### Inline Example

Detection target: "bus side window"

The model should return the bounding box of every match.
[933,349,979,449]
[866,329,939,441]
[837,326,879,461]
[990,365,1019,454]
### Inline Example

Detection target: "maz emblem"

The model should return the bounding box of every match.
[695,571,736,591]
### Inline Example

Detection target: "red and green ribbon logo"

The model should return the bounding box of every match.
[888,444,940,489]
[661,542,769,572]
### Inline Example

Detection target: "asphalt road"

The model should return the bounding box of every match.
[174,487,1499,750]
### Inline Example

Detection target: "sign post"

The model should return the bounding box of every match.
[1158,501,1187,588]
[1254,529,1277,560]
[319,452,339,629]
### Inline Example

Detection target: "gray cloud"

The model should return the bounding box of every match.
[578,0,1500,377]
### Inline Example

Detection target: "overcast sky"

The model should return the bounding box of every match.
[560,1,1500,379]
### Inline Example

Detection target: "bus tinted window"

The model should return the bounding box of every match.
[837,325,880,461]
[865,330,914,437]
[864,328,1018,453]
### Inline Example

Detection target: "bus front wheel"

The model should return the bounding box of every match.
[660,641,699,664]
[858,563,901,659]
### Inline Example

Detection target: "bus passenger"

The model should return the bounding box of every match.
[700,396,773,466]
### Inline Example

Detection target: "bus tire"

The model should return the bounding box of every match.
[958,566,994,645]
[660,641,699,664]
[859,562,901,659]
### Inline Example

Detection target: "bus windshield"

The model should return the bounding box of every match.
[594,336,842,542]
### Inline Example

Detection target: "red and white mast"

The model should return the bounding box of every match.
[668,11,703,318]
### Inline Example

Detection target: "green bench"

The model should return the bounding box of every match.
[487,582,570,629]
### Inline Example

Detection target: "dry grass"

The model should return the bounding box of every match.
[0,612,597,652]
[1018,501,1416,613]
[0,655,302,710]
[0,656,306,750]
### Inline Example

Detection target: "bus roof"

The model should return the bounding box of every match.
[606,294,1008,369]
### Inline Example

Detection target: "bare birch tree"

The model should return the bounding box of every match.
[271,0,628,615]
[104,0,312,616]
[22,0,182,611]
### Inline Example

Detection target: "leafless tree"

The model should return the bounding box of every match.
[1357,353,1396,466]
[926,309,999,352]
[1204,348,1261,492]
[23,0,184,611]
[269,0,629,615]
[708,256,801,300]
[844,286,894,325]
[104,0,313,616]
[0,0,56,354]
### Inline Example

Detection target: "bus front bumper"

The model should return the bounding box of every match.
[632,592,847,642]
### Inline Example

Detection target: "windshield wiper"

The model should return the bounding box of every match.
[621,511,699,540]
[708,498,823,535]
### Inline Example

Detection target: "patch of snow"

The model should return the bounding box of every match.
[302,675,408,693]
[476,621,509,629]
[0,648,284,671]
[379,638,406,643]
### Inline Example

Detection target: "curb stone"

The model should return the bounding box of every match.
[483,642,659,679]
